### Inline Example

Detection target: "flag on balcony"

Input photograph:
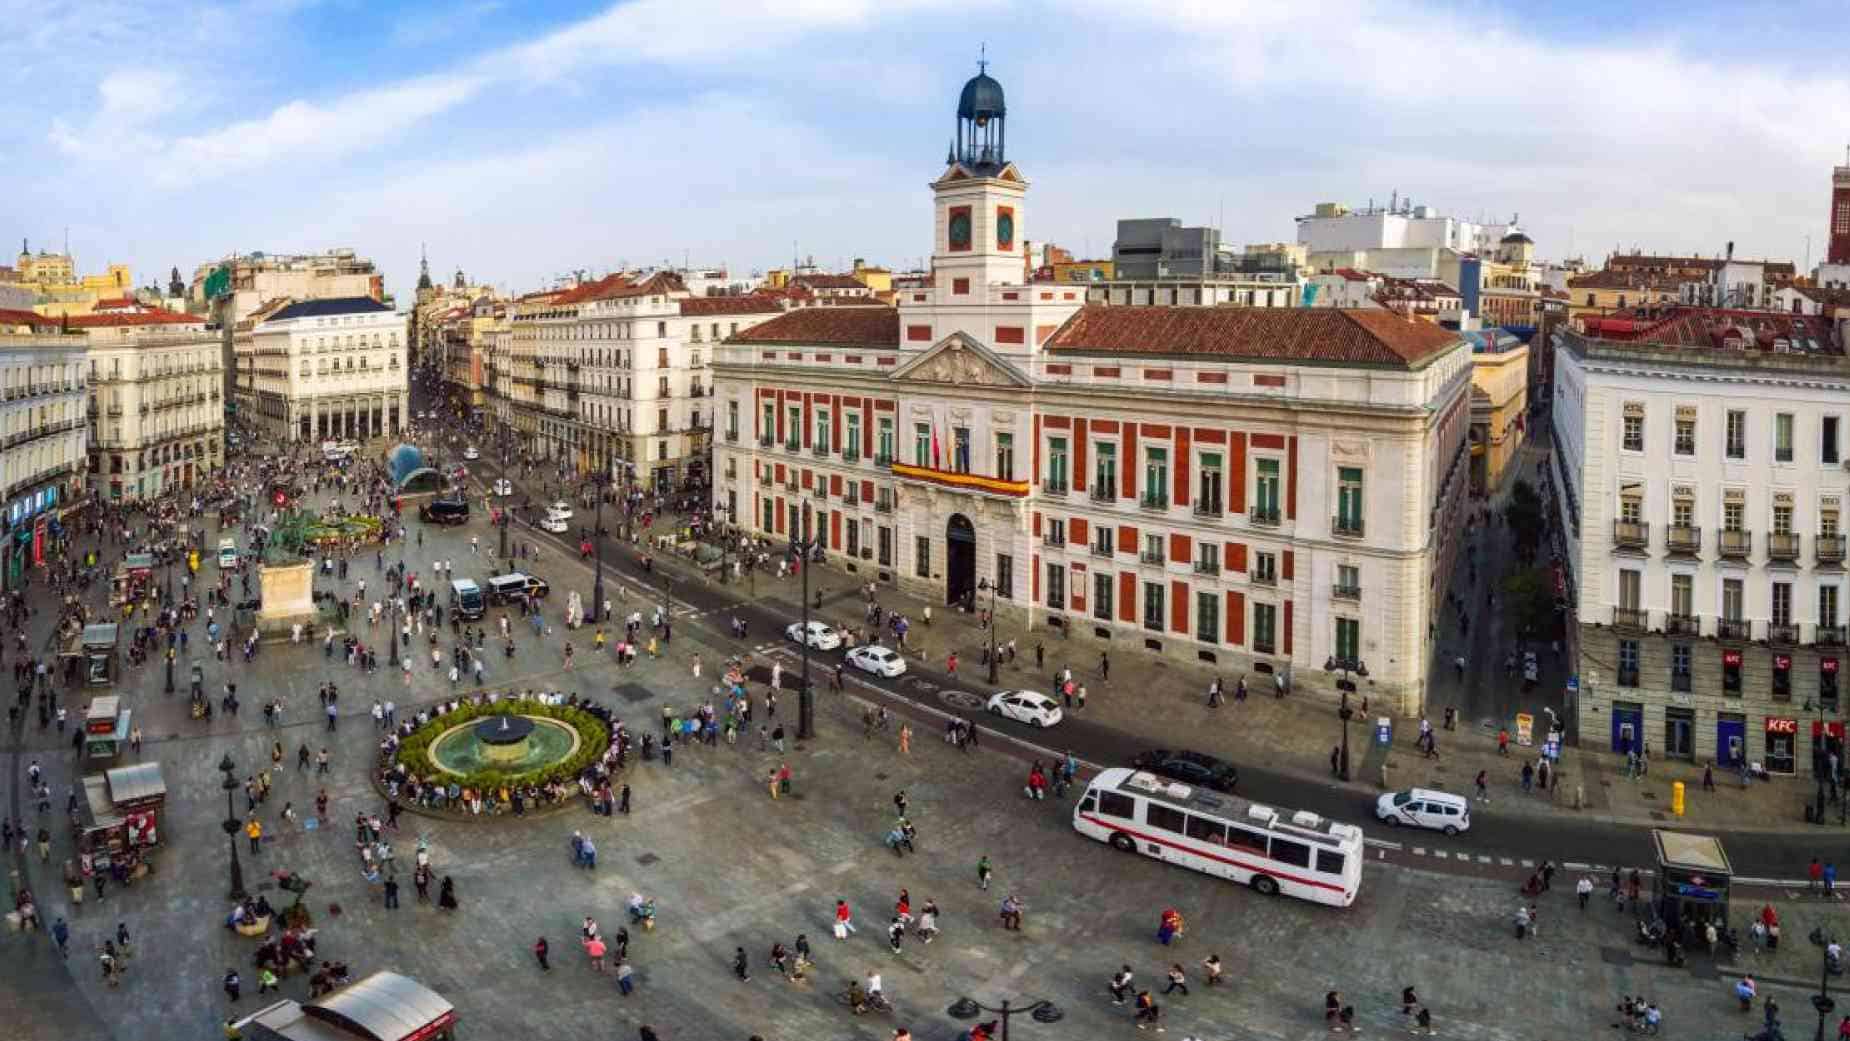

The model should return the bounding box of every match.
[930,421,941,470]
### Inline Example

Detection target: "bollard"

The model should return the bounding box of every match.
[1672,780,1686,817]
[1380,764,1390,790]
[1574,784,1585,810]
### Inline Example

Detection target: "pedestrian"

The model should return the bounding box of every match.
[1813,858,1825,896]
[977,854,993,890]
[834,899,856,939]
[898,724,911,755]
[1110,965,1135,1004]
[1134,989,1161,1031]
[895,790,909,818]
[619,784,632,815]
[888,915,905,954]
[258,967,279,995]
[1703,761,1716,791]
[52,916,69,958]
[1414,1006,1435,1036]
[1163,963,1188,996]
[1474,769,1489,802]
[383,877,400,909]
[1828,862,1838,897]
[733,946,751,981]
[1100,651,1110,681]
[585,936,607,972]
[533,937,551,971]
[1576,874,1594,911]
[224,968,242,1002]
[439,875,458,911]
[616,957,635,995]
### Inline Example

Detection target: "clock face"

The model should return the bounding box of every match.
[996,211,1015,250]
[948,211,972,251]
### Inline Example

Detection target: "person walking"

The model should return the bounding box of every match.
[533,937,551,971]
[1474,770,1489,803]
[245,817,263,855]
[1110,965,1135,1005]
[1201,954,1223,986]
[733,946,751,982]
[888,916,905,955]
[1576,874,1594,910]
[51,917,69,958]
[224,968,242,1002]
[977,854,993,890]
[438,876,458,912]
[383,877,400,909]
[1133,989,1161,1031]
[1163,963,1188,996]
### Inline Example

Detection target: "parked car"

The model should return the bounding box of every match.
[492,478,513,497]
[845,644,907,678]
[1375,788,1470,835]
[785,621,842,651]
[538,514,569,533]
[463,446,479,460]
[546,501,574,522]
[986,690,1063,728]
[1130,749,1240,793]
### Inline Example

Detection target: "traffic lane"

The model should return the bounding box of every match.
[454,468,1848,877]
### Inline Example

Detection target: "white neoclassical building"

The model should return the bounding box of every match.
[711,69,1474,712]
[76,307,225,500]
[237,298,408,442]
[0,328,89,587]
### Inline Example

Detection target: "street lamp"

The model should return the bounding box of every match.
[164,645,175,695]
[948,996,1063,1041]
[978,576,1001,685]
[1806,698,1833,824]
[588,470,610,623]
[1810,927,1838,1041]
[389,597,400,667]
[218,753,246,900]
[1324,655,1368,782]
[792,501,816,742]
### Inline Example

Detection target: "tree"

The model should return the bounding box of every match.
[1502,479,1546,562]
[1501,567,1557,640]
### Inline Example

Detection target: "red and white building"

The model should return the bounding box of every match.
[712,69,1475,711]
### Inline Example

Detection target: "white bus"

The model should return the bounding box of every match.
[1074,767,1364,907]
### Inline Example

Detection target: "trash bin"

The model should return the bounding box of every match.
[1671,780,1685,817]
[1375,717,1393,746]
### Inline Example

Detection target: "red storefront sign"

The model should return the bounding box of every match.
[1824,658,1840,674]
[1774,654,1793,672]
[1811,721,1846,740]
[1722,649,1744,668]
[1766,717,1800,735]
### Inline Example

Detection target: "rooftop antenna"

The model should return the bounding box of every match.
[978,42,987,75]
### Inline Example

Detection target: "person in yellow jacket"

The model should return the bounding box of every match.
[245,817,263,854]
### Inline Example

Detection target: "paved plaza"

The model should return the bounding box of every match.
[3,457,1849,1041]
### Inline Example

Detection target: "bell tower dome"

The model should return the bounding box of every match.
[929,58,1028,306]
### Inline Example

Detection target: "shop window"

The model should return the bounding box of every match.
[1670,644,1692,693]
[1722,648,1743,696]
[1772,653,1792,701]
[1823,658,1840,711]
[1617,639,1639,687]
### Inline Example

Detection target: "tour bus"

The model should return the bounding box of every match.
[1074,767,1365,907]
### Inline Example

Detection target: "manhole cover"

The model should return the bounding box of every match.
[613,683,653,704]
[1599,947,1633,967]
[635,852,660,866]
[940,690,985,710]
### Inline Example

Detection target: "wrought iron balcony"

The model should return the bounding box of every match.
[1042,533,1066,548]
[1250,506,1281,527]
[1332,582,1361,601]
[1041,480,1068,497]
[1815,625,1846,647]
[1820,534,1847,564]
[1612,520,1650,550]
[1718,529,1753,558]
[1767,532,1801,561]
[1193,499,1222,518]
[1611,606,1648,631]
[1139,550,1166,566]
[1194,558,1221,576]
[1250,570,1278,587]
[1333,515,1365,538]
[1666,524,1702,555]
[1769,623,1800,645]
[1139,494,1169,512]
[1716,618,1751,641]
[1090,543,1114,559]
[1090,484,1117,503]
[1665,613,1700,636]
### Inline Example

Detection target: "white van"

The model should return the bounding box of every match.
[449,579,485,621]
[217,538,238,569]
[1374,787,1470,835]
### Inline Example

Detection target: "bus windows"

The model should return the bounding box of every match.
[1079,791,1098,814]
[1316,849,1347,876]
[1184,815,1227,846]
[1146,804,1187,834]
[1269,838,1311,869]
[1226,826,1268,855]
[1098,791,1135,820]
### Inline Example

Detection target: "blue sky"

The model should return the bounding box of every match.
[4,0,1848,301]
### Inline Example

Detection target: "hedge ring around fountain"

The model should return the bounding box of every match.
[385,702,612,817]
[427,713,581,776]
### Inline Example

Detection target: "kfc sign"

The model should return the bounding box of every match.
[1722,649,1744,667]
[1774,654,1793,671]
[1765,717,1800,735]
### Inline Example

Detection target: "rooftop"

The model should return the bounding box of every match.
[1572,306,1842,357]
[726,305,899,348]
[1567,269,1685,292]
[790,274,869,291]
[264,297,395,322]
[679,296,785,317]
[1606,253,1797,279]
[66,306,204,328]
[1046,305,1463,368]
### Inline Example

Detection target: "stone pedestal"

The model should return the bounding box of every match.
[256,561,318,636]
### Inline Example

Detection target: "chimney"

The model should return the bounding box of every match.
[1726,241,1734,261]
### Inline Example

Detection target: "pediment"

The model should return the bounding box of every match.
[889,333,1030,388]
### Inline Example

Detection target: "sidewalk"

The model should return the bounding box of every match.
[746,549,1837,836]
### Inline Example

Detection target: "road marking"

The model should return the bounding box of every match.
[1362,838,1402,851]
[1478,855,1492,864]
[1500,858,1515,866]
[1432,850,1449,860]
[1411,847,1425,856]
[1520,859,1535,868]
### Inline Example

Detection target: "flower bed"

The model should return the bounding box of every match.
[390,700,610,794]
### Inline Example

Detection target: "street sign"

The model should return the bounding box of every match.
[1565,675,1579,695]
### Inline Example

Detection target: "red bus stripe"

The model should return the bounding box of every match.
[1078,812,1351,895]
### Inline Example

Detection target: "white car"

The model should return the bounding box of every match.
[845,644,906,678]
[987,690,1064,728]
[492,478,513,497]
[538,514,570,534]
[546,501,574,522]
[1375,788,1470,836]
[463,446,479,460]
[785,621,842,651]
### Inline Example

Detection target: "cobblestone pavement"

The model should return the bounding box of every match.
[2,460,1848,1041]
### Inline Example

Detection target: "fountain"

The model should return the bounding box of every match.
[427,713,581,777]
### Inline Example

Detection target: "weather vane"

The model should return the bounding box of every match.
[978,43,987,74]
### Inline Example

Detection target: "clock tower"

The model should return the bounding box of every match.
[930,61,1027,305]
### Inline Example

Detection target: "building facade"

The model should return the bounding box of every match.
[76,307,225,500]
[237,298,407,443]
[1468,338,1529,495]
[1553,308,1849,775]
[712,69,1474,713]
[0,330,89,587]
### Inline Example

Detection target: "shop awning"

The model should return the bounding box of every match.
[304,972,455,1041]
[106,762,166,805]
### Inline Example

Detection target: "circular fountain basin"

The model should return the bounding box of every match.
[428,714,581,776]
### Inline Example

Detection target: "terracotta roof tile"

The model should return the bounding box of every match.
[66,306,204,328]
[1046,305,1461,368]
[0,308,55,330]
[727,306,899,347]
[679,296,784,317]
[1568,269,1684,292]
[551,273,633,305]
[791,274,868,291]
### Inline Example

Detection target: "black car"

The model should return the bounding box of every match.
[419,498,470,525]
[1130,749,1239,792]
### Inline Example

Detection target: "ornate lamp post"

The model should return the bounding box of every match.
[1811,926,1838,1041]
[1324,655,1368,782]
[589,471,610,622]
[388,597,400,668]
[948,996,1063,1041]
[793,501,817,741]
[979,576,1001,685]
[219,753,246,900]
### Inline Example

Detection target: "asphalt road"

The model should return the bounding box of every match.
[428,392,1850,879]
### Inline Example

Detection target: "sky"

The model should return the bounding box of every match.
[4,0,1849,303]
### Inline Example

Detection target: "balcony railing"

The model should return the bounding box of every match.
[1139,494,1169,511]
[1769,623,1800,645]
[1139,551,1166,566]
[1090,543,1114,559]
[1816,625,1846,647]
[1250,570,1277,587]
[725,430,739,443]
[1090,484,1117,503]
[1716,618,1751,641]
[1194,559,1220,576]
[1332,582,1361,601]
[1041,480,1068,497]
[842,449,860,463]
[1612,520,1650,550]
[1042,533,1066,548]
[1768,532,1801,561]
[758,435,774,447]
[1253,639,1277,656]
[1665,613,1700,636]
[1612,606,1649,631]
[1193,499,1222,518]
[875,453,893,467]
[1718,529,1753,558]
[1332,515,1365,538]
[1666,524,1702,555]
[812,445,831,457]
[874,499,893,514]
[783,440,800,453]
[1250,506,1281,527]
[1820,534,1847,564]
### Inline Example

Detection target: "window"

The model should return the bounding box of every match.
[1824,658,1841,710]
[1196,592,1219,643]
[1046,437,1068,490]
[1145,804,1186,834]
[1826,507,1842,538]
[1142,581,1164,631]
[1094,443,1117,497]
[997,554,1014,600]
[1772,582,1793,627]
[1225,825,1267,855]
[1336,467,1364,532]
[1774,504,1793,535]
[1673,496,1694,528]
[1093,572,1114,620]
[1674,413,1696,455]
[1622,412,1644,452]
[1619,494,1642,525]
[1725,409,1746,459]
[1671,643,1692,692]
[1772,653,1792,700]
[1775,413,1794,462]
[1268,837,1310,869]
[877,417,894,464]
[1618,639,1639,687]
[814,410,830,453]
[786,406,801,448]
[1184,815,1226,844]
[727,402,740,438]
[1142,447,1168,507]
[1042,559,1060,608]
[846,519,859,557]
[1723,500,1744,533]
[913,423,930,466]
[1335,616,1359,661]
[1253,602,1277,654]
[1097,791,1135,820]
[878,526,893,566]
[1197,452,1222,513]
[996,433,1014,481]
[1722,648,1743,695]
[1143,532,1165,564]
[1253,551,1277,584]
[1254,459,1281,519]
[1823,586,1840,628]
[1722,578,1745,621]
[1671,573,1693,618]
[1825,417,1841,465]
[844,414,860,458]
[1337,564,1360,597]
[953,427,971,473]
[914,536,930,578]
[657,407,668,433]
[1316,849,1348,876]
[1093,524,1114,555]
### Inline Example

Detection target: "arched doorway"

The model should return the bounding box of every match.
[946,514,976,609]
